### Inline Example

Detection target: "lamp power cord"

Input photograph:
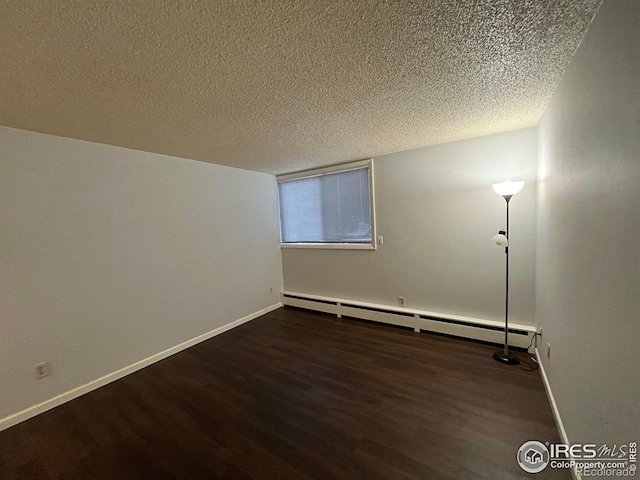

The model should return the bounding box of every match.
[520,332,540,372]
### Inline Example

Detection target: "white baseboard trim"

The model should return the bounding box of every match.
[0,302,282,433]
[535,347,580,480]
[282,290,535,348]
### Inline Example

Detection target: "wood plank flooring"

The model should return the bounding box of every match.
[0,307,569,479]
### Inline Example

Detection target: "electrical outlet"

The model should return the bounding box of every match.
[377,235,384,245]
[537,326,543,335]
[35,362,51,379]
[398,296,406,307]
[547,343,551,360]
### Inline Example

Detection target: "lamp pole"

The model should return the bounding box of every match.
[493,193,520,365]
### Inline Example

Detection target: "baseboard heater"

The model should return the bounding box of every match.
[281,291,535,349]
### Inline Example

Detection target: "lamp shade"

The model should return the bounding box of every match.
[492,233,509,247]
[492,180,524,196]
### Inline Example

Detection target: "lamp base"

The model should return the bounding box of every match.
[493,351,520,365]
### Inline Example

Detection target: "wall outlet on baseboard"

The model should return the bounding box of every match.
[537,326,543,335]
[398,296,406,307]
[35,362,51,379]
[547,343,551,360]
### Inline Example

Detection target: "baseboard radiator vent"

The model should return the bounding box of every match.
[281,291,535,349]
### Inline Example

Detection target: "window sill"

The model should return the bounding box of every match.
[280,243,376,250]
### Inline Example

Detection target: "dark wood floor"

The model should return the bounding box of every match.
[0,307,569,479]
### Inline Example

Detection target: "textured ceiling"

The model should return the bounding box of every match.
[0,1,601,174]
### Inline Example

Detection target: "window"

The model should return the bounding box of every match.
[277,160,376,249]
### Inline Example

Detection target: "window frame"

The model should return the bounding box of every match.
[277,159,377,250]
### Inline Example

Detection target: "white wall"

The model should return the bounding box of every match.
[0,127,283,420]
[536,0,640,448]
[283,128,538,326]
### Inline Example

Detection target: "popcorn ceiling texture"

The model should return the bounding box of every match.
[0,1,601,174]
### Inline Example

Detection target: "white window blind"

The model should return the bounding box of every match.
[278,164,373,245]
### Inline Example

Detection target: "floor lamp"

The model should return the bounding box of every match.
[491,180,524,365]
